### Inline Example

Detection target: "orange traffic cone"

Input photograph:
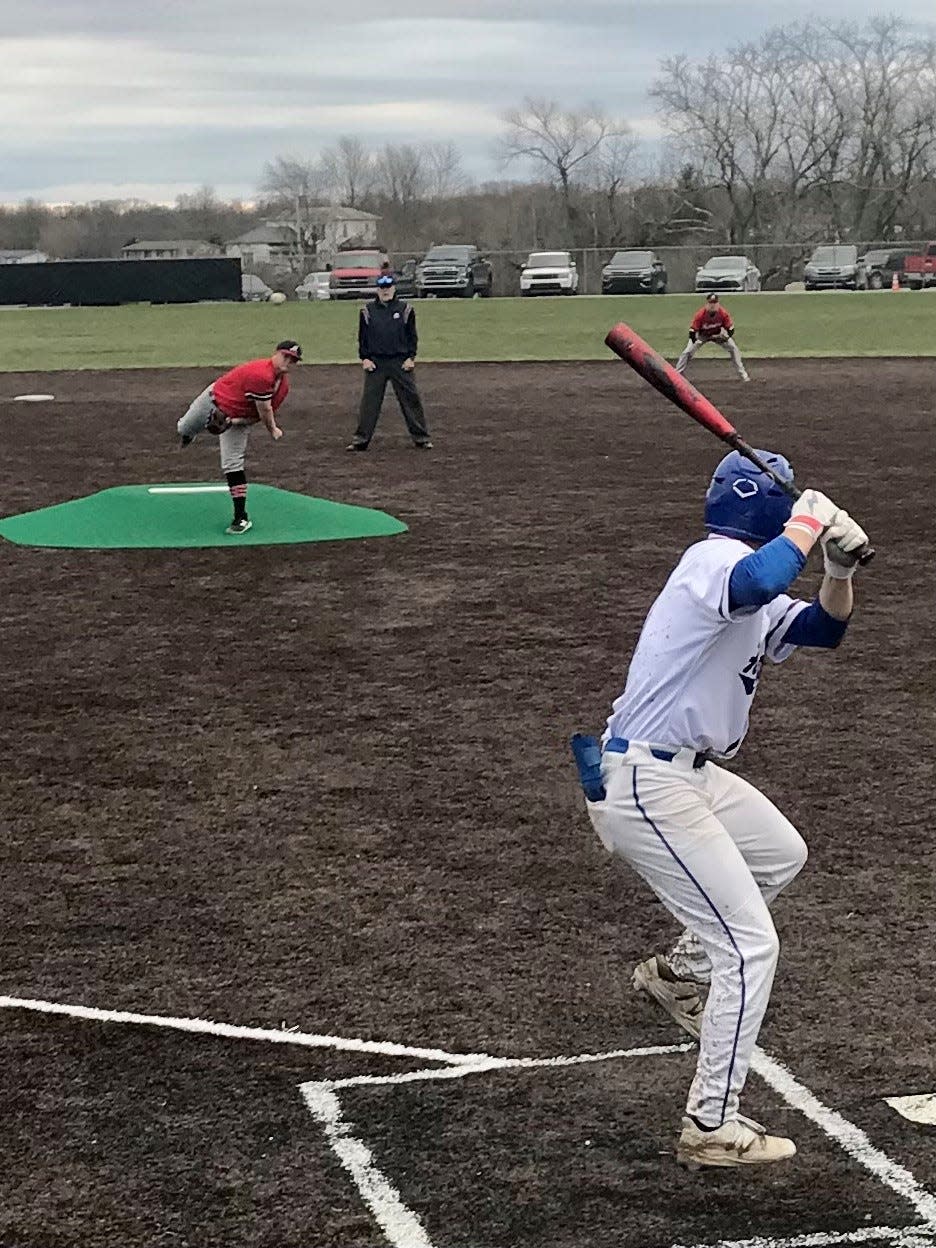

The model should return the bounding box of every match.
[891,270,900,291]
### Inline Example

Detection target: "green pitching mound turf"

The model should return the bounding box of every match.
[0,484,408,549]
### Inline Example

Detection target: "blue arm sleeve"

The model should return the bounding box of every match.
[783,599,849,649]
[728,536,807,611]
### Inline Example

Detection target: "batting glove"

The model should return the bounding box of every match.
[786,488,840,540]
[821,511,868,579]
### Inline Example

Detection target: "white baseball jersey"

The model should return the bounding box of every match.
[604,535,808,756]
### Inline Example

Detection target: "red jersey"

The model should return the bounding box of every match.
[211,358,290,422]
[690,305,733,340]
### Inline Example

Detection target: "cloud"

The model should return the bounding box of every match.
[3,1,935,201]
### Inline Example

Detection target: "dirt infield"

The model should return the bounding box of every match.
[1,358,934,1247]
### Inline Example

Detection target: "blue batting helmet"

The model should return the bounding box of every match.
[704,449,794,544]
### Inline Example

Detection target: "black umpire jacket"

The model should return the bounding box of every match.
[358,297,418,360]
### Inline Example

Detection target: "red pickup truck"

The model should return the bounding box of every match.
[902,242,936,289]
[328,250,417,300]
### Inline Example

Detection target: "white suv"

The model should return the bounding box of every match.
[520,251,579,296]
[295,272,332,301]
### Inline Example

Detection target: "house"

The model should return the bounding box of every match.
[225,224,300,269]
[273,205,382,256]
[120,239,223,260]
[0,248,47,264]
[226,207,382,269]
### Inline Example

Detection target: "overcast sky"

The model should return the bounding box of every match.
[2,0,935,205]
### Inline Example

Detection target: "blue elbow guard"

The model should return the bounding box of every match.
[570,733,606,802]
[729,536,806,610]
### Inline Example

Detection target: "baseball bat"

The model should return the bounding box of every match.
[604,322,874,565]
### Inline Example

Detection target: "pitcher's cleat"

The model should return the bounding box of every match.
[178,433,195,449]
[633,955,705,1040]
[676,1115,796,1169]
[225,518,253,535]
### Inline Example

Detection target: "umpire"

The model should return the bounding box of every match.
[347,273,432,451]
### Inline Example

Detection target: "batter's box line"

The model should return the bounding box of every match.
[301,1046,936,1248]
[5,996,936,1248]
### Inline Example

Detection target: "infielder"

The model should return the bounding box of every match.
[176,340,302,534]
[675,294,749,381]
[573,451,867,1167]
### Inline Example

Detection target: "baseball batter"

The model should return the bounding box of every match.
[573,451,867,1167]
[675,294,749,381]
[176,340,302,534]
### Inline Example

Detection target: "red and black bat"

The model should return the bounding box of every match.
[604,322,874,565]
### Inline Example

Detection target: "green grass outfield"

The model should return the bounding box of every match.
[2,290,936,371]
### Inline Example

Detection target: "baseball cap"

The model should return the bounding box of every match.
[276,340,302,359]
[706,293,719,303]
[375,274,396,288]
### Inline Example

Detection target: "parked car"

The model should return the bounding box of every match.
[803,245,868,290]
[901,242,936,289]
[519,251,579,296]
[601,249,667,294]
[695,255,761,293]
[328,251,417,300]
[295,271,332,301]
[416,245,493,298]
[858,248,912,289]
[241,273,273,302]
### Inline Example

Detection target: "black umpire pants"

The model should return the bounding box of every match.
[353,357,430,446]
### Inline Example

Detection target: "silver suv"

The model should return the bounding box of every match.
[804,245,868,291]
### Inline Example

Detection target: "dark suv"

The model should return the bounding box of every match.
[415,245,493,298]
[859,248,911,290]
[601,249,668,294]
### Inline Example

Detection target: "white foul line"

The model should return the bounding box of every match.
[752,1047,936,1225]
[147,485,228,494]
[0,995,491,1065]
[672,1227,936,1248]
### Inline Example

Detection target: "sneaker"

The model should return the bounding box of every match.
[676,1115,796,1169]
[346,441,368,452]
[225,518,252,535]
[633,955,705,1039]
[413,439,433,449]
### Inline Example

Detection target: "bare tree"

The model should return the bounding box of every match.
[652,17,936,245]
[375,144,429,211]
[320,136,374,208]
[498,98,630,220]
[259,156,327,204]
[422,141,467,200]
[259,156,332,263]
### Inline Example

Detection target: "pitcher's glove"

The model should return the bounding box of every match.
[206,407,232,435]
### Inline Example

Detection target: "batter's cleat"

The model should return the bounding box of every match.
[225,518,252,535]
[633,955,705,1040]
[676,1115,796,1169]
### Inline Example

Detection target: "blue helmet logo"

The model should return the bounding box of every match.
[704,449,794,544]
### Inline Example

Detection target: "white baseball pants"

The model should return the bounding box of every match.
[587,742,806,1127]
[675,336,748,379]
[176,386,251,472]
